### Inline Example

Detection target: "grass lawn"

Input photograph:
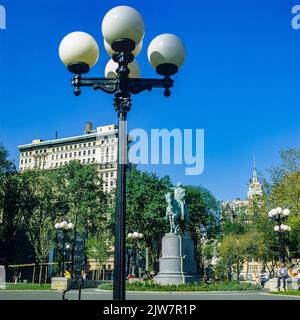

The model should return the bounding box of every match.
[1,283,52,290]
[98,281,261,292]
[271,291,300,296]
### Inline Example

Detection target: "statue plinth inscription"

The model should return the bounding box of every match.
[155,183,200,285]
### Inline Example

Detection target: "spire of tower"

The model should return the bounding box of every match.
[252,153,258,183]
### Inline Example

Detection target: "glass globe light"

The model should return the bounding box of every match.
[67,223,74,230]
[66,244,71,249]
[147,33,186,75]
[128,233,133,238]
[59,31,99,73]
[104,39,143,57]
[270,208,277,217]
[139,233,144,239]
[280,224,286,230]
[276,207,283,215]
[102,6,145,46]
[105,59,140,78]
[287,226,291,232]
[60,221,68,230]
[282,208,290,217]
[274,226,280,232]
[268,211,273,218]
[132,231,139,238]
[55,223,61,230]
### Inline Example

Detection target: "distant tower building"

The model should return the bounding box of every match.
[247,155,263,200]
[18,123,119,193]
[221,155,264,222]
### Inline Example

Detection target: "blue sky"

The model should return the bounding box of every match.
[0,0,299,201]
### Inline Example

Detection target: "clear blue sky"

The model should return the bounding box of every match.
[0,0,299,201]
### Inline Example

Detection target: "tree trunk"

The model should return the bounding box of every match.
[245,260,249,281]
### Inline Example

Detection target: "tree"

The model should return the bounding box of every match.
[55,161,110,271]
[184,185,220,275]
[124,167,172,270]
[19,169,58,265]
[0,144,22,266]
[85,232,112,275]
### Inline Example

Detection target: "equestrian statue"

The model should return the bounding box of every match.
[165,183,189,235]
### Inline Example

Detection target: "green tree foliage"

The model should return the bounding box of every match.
[19,169,59,264]
[85,232,112,267]
[0,145,22,265]
[124,167,172,268]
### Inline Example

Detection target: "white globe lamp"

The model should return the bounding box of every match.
[59,31,99,74]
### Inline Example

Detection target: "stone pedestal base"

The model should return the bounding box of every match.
[51,277,72,291]
[155,234,200,285]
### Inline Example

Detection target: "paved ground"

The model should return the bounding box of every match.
[0,289,299,300]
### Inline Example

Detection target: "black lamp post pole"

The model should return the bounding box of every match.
[68,39,175,301]
[273,215,285,263]
[61,230,66,277]
[277,219,285,263]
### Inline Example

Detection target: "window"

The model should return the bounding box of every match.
[79,151,81,156]
[69,153,72,157]
[101,140,104,144]
[88,142,91,147]
[65,153,67,158]
[87,158,90,163]
[88,150,91,155]
[60,154,63,159]
[52,155,54,160]
[110,172,114,177]
[93,149,96,154]
[110,181,114,186]
[21,160,23,164]
[93,142,96,146]
[92,158,95,162]
[83,151,86,156]
[83,143,86,147]
[105,173,108,178]
[83,159,86,164]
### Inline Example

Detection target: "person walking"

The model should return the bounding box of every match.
[276,263,288,292]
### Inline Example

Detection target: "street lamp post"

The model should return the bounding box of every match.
[268,207,291,263]
[127,232,144,278]
[55,221,74,276]
[59,5,185,300]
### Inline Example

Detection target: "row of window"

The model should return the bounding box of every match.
[51,149,97,160]
[21,149,47,157]
[21,138,117,157]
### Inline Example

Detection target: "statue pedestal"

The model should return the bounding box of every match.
[154,233,200,285]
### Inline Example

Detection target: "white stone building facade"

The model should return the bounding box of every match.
[18,123,118,193]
